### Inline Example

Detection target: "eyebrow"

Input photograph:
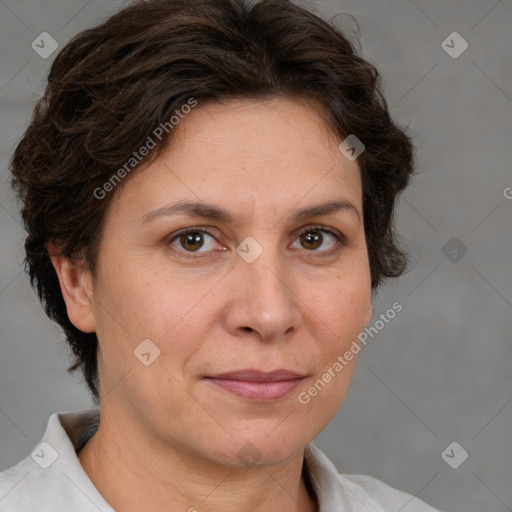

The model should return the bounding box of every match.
[140,198,361,225]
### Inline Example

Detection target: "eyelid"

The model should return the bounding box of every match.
[169,226,217,238]
[294,224,345,240]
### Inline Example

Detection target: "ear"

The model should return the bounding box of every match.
[46,241,96,333]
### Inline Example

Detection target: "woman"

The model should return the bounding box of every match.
[1,0,442,510]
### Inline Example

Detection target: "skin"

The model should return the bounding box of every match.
[49,97,373,512]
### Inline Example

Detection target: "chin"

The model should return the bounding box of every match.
[215,434,306,469]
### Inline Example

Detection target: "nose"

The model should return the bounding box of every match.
[222,249,301,342]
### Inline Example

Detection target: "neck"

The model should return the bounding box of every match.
[78,404,318,512]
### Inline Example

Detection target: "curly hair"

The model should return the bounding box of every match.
[10,0,415,398]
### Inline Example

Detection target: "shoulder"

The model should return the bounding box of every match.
[0,409,111,512]
[0,442,69,512]
[0,458,34,511]
[342,473,443,512]
[304,443,443,512]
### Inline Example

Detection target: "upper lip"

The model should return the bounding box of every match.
[207,369,305,381]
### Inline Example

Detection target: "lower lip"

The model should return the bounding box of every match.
[207,378,303,400]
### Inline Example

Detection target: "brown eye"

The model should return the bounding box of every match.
[291,227,341,253]
[169,229,219,254]
[179,232,204,251]
[300,231,323,250]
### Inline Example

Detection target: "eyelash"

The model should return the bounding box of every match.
[166,225,345,258]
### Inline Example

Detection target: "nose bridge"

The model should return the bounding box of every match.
[233,241,298,339]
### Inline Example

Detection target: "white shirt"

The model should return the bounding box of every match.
[0,409,442,511]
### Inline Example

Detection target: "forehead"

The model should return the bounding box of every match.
[170,97,348,170]
[111,97,362,220]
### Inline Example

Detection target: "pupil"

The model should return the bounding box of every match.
[302,231,322,249]
[182,232,203,251]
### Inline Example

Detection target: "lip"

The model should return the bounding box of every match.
[209,369,305,381]
[205,369,306,401]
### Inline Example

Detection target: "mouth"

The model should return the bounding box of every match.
[205,369,306,401]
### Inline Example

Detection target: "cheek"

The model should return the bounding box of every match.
[95,259,226,383]
[93,267,210,410]
[307,270,371,345]
[295,275,369,431]
[98,257,193,336]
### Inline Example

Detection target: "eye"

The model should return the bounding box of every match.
[166,225,344,257]
[168,228,221,254]
[291,226,343,253]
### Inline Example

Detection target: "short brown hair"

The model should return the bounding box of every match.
[10,0,415,398]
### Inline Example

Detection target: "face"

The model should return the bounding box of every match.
[59,97,372,467]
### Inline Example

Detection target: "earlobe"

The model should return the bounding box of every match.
[46,242,96,333]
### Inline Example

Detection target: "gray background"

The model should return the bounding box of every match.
[0,1,511,511]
